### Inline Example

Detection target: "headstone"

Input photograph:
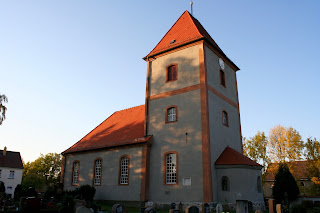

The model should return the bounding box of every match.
[23,197,41,213]
[112,204,124,213]
[216,203,223,213]
[140,202,146,213]
[186,206,199,213]
[145,201,155,209]
[236,200,248,213]
[76,206,92,213]
[171,203,176,209]
[255,210,262,213]
[202,203,210,213]
[145,208,157,213]
[276,204,281,213]
[268,199,275,213]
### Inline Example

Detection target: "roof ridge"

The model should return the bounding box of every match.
[115,104,144,113]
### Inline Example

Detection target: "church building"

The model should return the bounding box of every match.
[61,10,264,209]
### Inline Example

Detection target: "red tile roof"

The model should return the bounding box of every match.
[62,105,150,154]
[0,150,24,169]
[215,146,261,167]
[264,161,310,181]
[144,11,239,71]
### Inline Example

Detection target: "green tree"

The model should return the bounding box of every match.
[268,125,303,162]
[273,163,300,204]
[0,94,8,125]
[304,137,320,195]
[243,131,269,169]
[22,153,62,191]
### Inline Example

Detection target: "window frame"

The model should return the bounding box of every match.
[164,151,178,185]
[165,105,178,123]
[221,176,230,191]
[71,161,80,186]
[118,155,130,185]
[220,69,226,87]
[9,171,14,179]
[222,110,229,127]
[166,64,178,83]
[93,158,103,186]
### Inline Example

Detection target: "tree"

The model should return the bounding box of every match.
[304,137,320,195]
[0,94,8,125]
[243,131,270,169]
[273,163,300,204]
[22,153,62,191]
[267,125,303,162]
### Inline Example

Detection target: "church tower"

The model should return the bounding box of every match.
[144,11,263,205]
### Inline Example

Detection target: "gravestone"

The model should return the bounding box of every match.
[268,199,275,213]
[112,204,124,213]
[145,201,155,209]
[21,197,41,213]
[216,203,223,213]
[202,203,210,213]
[76,206,92,213]
[145,208,157,213]
[255,210,262,213]
[276,204,281,213]
[185,205,199,213]
[236,200,248,213]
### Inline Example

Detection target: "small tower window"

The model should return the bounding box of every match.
[167,64,178,82]
[221,176,230,191]
[222,110,228,126]
[220,69,226,87]
[166,106,177,123]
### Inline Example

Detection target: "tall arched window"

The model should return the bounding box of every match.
[166,106,177,123]
[165,152,178,185]
[221,176,230,191]
[167,64,178,82]
[119,156,130,185]
[72,161,80,186]
[93,159,102,186]
[257,176,262,193]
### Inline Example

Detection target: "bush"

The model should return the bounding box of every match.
[59,194,75,213]
[291,204,307,213]
[301,200,313,209]
[78,185,96,202]
[0,181,5,193]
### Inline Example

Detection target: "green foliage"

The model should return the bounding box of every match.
[243,131,269,169]
[78,185,96,201]
[59,194,75,213]
[272,163,300,204]
[14,184,23,201]
[0,181,5,193]
[22,153,62,191]
[291,204,307,213]
[0,94,8,125]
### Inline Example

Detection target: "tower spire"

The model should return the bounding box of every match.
[190,1,193,16]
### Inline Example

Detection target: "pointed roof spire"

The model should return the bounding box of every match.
[144,11,239,71]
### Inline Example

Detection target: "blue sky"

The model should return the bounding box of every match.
[1,1,319,163]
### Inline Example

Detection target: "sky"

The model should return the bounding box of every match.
[1,0,319,163]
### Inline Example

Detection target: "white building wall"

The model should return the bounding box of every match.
[0,167,23,197]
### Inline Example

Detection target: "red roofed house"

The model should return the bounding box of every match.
[0,147,24,198]
[61,10,264,210]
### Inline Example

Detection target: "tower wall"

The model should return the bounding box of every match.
[147,45,204,202]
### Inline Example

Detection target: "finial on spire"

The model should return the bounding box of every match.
[190,1,193,16]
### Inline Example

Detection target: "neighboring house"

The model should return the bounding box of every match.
[263,161,314,198]
[0,147,24,198]
[61,10,264,209]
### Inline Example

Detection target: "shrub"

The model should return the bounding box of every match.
[301,200,313,209]
[291,204,307,213]
[59,194,75,213]
[78,185,96,201]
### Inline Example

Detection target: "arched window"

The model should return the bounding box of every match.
[257,176,262,193]
[93,159,102,186]
[220,69,226,87]
[119,156,130,185]
[222,110,228,126]
[167,64,178,82]
[72,161,80,186]
[165,152,178,185]
[221,176,230,191]
[166,106,177,123]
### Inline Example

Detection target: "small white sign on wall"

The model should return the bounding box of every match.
[183,177,191,186]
